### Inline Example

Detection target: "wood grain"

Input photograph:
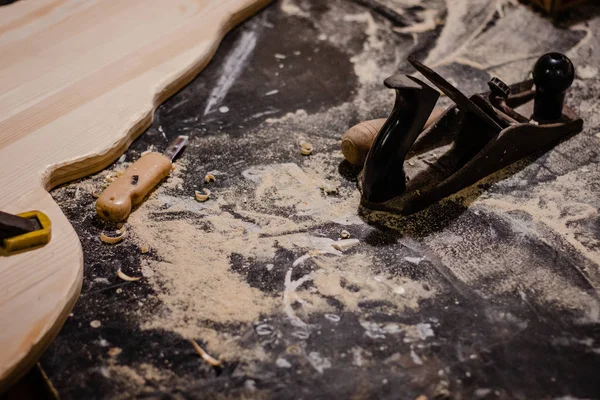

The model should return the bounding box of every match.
[0,0,270,391]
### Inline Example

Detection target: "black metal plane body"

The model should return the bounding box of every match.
[358,59,583,215]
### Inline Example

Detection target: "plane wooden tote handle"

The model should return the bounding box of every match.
[341,107,444,166]
[96,153,172,222]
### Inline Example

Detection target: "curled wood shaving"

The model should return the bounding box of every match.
[204,174,216,183]
[340,230,351,239]
[99,227,126,244]
[286,344,302,355]
[300,142,313,156]
[195,188,211,202]
[117,268,142,282]
[190,339,221,367]
[90,320,101,328]
[108,347,122,357]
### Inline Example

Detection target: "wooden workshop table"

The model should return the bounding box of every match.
[10,0,600,398]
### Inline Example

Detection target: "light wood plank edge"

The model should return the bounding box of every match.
[47,0,273,190]
[0,247,82,394]
[0,0,272,393]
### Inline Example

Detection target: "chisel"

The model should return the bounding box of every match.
[96,135,189,222]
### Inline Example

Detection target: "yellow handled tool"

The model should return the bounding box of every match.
[96,136,188,222]
[0,210,51,256]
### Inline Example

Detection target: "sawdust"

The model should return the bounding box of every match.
[102,362,178,399]
[577,65,599,80]
[279,0,309,18]
[242,158,359,227]
[131,184,279,357]
[103,365,146,400]
[424,0,498,67]
[468,166,600,303]
[311,253,434,312]
[360,157,600,311]
[138,363,174,383]
[124,146,433,359]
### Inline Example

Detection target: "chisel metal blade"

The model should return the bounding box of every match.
[163,135,189,161]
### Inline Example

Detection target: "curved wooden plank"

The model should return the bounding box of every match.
[0,0,271,391]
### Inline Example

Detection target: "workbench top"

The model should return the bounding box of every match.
[36,0,600,398]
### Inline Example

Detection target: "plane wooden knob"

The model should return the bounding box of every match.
[341,107,444,166]
[342,119,386,166]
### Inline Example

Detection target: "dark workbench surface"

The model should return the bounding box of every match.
[32,0,600,399]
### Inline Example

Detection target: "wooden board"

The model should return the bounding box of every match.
[0,0,270,391]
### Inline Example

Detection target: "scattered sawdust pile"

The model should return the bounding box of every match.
[102,362,178,400]
[125,150,432,358]
[311,253,434,312]
[136,218,279,323]
[243,158,360,227]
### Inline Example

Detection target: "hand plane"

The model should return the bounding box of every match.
[354,53,583,215]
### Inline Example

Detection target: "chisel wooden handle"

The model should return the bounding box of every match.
[341,107,444,166]
[96,152,172,222]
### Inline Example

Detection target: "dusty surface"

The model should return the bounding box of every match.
[37,0,600,399]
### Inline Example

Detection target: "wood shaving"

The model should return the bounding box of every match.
[340,230,351,239]
[393,9,439,34]
[300,142,313,155]
[195,188,211,202]
[140,245,150,254]
[92,192,100,199]
[117,268,142,282]
[190,339,221,367]
[100,227,126,244]
[331,239,360,251]
[286,344,302,355]
[300,141,312,150]
[204,174,216,183]
[108,347,122,357]
[90,320,101,328]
